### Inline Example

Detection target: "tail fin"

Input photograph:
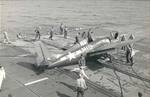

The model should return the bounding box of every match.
[34,41,50,68]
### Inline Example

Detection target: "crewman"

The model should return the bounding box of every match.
[35,27,41,40]
[114,32,119,40]
[121,34,126,50]
[49,26,54,40]
[59,23,64,35]
[76,73,88,97]
[128,34,135,47]
[16,32,23,39]
[3,32,10,44]
[71,55,89,79]
[74,33,80,44]
[64,26,68,39]
[87,29,93,43]
[78,54,86,67]
[126,34,135,65]
[126,44,133,66]
[0,65,6,92]
[81,32,86,39]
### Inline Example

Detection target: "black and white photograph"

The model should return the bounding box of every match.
[0,0,150,97]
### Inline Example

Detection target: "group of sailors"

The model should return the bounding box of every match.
[34,23,68,40]
[2,23,94,46]
[110,31,135,65]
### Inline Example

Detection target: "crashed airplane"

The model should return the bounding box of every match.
[0,34,139,71]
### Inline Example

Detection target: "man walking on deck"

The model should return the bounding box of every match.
[49,26,54,40]
[74,33,80,44]
[76,74,88,97]
[78,54,86,67]
[60,23,64,35]
[35,27,41,40]
[3,32,10,44]
[126,45,133,65]
[87,29,93,43]
[64,27,68,39]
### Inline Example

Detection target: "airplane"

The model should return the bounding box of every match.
[0,32,140,72]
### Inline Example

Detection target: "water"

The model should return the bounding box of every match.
[0,0,150,38]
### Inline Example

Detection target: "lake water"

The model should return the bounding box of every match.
[0,0,150,38]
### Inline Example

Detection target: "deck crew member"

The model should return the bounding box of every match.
[76,73,88,97]
[64,27,68,39]
[128,34,135,47]
[72,55,89,79]
[35,27,41,40]
[126,45,133,66]
[60,23,64,35]
[121,34,126,50]
[3,32,10,44]
[114,32,119,40]
[74,33,80,44]
[0,66,6,92]
[81,32,86,39]
[16,32,23,39]
[49,26,54,40]
[87,29,93,43]
[78,54,86,67]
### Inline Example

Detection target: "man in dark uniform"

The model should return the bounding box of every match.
[78,54,86,67]
[114,32,119,40]
[60,23,64,35]
[87,31,93,43]
[121,35,126,50]
[35,27,41,40]
[64,27,68,39]
[126,44,133,66]
[49,26,54,40]
[87,29,93,43]
[81,32,86,39]
[74,33,80,44]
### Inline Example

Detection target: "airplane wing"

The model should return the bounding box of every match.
[0,40,35,57]
[87,38,142,57]
[0,44,31,57]
[41,35,75,50]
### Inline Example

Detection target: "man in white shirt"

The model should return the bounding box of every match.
[0,66,6,91]
[76,74,88,97]
[3,32,10,44]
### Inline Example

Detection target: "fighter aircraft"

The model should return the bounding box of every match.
[0,33,140,72]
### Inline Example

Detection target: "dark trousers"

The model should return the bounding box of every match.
[64,32,67,39]
[77,90,84,97]
[35,34,40,40]
[76,87,85,97]
[126,50,133,65]
[49,33,53,40]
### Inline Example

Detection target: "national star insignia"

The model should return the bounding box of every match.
[68,52,75,61]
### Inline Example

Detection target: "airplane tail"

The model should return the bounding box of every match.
[34,41,51,68]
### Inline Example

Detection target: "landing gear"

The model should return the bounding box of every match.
[100,53,112,62]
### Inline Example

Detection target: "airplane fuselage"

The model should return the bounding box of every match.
[48,37,110,68]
